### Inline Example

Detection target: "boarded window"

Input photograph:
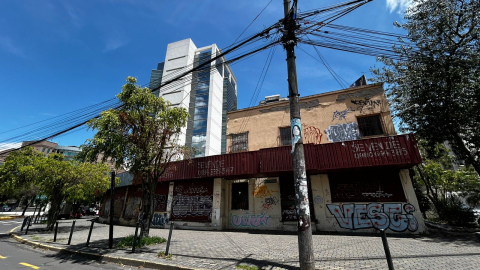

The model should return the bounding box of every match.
[328,169,406,203]
[357,115,384,137]
[230,132,248,152]
[123,186,142,219]
[231,182,249,210]
[170,180,213,222]
[279,127,291,146]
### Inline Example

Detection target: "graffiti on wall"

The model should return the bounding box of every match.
[151,212,169,227]
[171,181,213,222]
[282,208,297,221]
[332,107,355,121]
[172,195,212,218]
[326,122,360,142]
[253,184,278,199]
[351,98,381,112]
[123,197,141,219]
[302,124,322,144]
[154,194,168,212]
[113,191,126,218]
[262,196,279,210]
[231,213,270,227]
[326,203,419,232]
[313,195,324,204]
[102,199,111,218]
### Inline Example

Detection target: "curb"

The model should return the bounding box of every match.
[0,216,21,220]
[9,226,207,270]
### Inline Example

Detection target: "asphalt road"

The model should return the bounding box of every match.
[0,219,145,270]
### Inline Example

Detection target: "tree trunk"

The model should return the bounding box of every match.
[450,132,480,175]
[46,195,64,231]
[139,173,158,238]
[21,197,33,216]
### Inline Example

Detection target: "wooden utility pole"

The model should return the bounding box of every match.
[282,1,315,269]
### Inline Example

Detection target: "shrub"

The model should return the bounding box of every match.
[115,235,166,248]
[435,197,476,226]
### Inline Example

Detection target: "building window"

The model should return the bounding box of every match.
[231,182,248,210]
[279,127,291,146]
[357,115,384,137]
[41,148,45,152]
[47,149,50,153]
[230,132,248,152]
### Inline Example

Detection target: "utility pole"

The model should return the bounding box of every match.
[109,171,115,249]
[282,1,315,269]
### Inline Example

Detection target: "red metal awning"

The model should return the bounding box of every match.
[158,134,422,182]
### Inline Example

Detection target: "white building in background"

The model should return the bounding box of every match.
[149,39,237,157]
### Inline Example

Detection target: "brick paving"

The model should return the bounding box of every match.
[16,219,480,270]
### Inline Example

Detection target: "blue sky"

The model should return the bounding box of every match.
[0,0,412,149]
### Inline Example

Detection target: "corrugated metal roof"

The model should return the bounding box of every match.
[151,134,421,182]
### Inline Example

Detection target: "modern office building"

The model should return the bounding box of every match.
[149,39,237,157]
[55,145,81,161]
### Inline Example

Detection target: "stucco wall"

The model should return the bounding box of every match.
[225,178,283,230]
[310,171,425,234]
[226,83,395,152]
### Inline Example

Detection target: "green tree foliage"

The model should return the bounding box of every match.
[78,77,191,236]
[414,141,480,225]
[371,0,480,175]
[0,147,43,215]
[0,147,111,229]
[38,153,111,230]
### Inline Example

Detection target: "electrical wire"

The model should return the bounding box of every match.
[231,0,274,45]
[0,34,282,154]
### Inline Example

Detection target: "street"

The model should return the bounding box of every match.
[0,219,145,270]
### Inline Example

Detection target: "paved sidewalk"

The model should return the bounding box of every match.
[12,219,480,270]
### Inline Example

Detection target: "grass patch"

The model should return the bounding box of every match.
[47,238,67,242]
[236,265,260,270]
[115,235,166,249]
[30,235,41,240]
[157,251,172,260]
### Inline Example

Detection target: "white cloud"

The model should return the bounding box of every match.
[103,37,129,52]
[386,0,413,14]
[0,36,26,58]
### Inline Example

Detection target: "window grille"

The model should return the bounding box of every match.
[279,127,291,146]
[230,132,248,152]
[357,115,384,137]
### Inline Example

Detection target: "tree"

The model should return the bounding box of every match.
[78,77,191,237]
[414,141,480,225]
[0,147,43,215]
[371,0,480,175]
[38,153,111,230]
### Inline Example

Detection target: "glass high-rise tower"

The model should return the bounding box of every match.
[149,39,237,157]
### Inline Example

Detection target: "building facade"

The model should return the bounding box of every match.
[99,83,426,234]
[149,39,237,157]
[55,145,81,161]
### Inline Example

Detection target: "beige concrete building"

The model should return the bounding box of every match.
[226,83,395,152]
[22,140,58,157]
[100,83,426,234]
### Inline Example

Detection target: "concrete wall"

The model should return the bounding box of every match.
[100,169,425,234]
[310,170,425,234]
[224,178,283,230]
[226,83,396,152]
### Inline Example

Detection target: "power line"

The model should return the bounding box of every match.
[1,35,281,154]
[231,0,274,45]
